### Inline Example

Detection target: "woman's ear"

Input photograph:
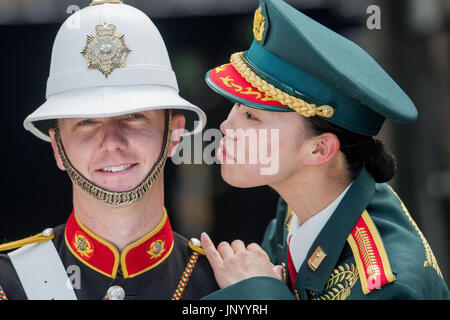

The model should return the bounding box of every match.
[302,132,340,166]
[48,127,66,171]
[168,113,186,157]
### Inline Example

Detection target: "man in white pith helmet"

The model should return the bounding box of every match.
[0,0,218,300]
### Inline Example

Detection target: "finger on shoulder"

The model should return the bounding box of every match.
[231,239,246,253]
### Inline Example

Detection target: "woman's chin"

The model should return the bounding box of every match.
[220,165,268,189]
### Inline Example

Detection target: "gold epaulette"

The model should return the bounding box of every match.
[0,228,54,252]
[347,210,395,295]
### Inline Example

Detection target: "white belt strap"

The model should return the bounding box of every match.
[8,240,77,300]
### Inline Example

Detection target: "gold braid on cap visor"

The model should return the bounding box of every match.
[54,110,172,206]
[230,52,334,118]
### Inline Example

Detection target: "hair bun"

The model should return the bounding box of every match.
[364,139,396,182]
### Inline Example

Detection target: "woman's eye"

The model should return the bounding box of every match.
[244,112,258,121]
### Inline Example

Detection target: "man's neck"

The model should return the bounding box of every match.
[72,178,165,252]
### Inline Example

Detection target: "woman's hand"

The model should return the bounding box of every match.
[201,232,284,289]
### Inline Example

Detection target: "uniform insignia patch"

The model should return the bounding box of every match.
[148,240,165,259]
[253,7,266,41]
[347,210,395,294]
[307,246,327,271]
[310,263,359,300]
[73,231,95,260]
[81,23,132,78]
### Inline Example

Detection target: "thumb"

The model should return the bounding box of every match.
[272,264,284,281]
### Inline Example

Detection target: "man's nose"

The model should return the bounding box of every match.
[100,123,128,153]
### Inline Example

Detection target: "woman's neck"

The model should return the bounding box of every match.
[72,177,165,252]
[271,165,352,224]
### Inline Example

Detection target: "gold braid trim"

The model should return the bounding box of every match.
[230,52,335,118]
[54,110,172,206]
[0,229,54,252]
[388,186,443,279]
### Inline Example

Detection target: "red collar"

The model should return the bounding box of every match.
[64,208,174,278]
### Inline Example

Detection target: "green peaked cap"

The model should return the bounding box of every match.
[205,0,418,136]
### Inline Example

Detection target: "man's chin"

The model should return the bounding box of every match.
[96,184,140,193]
[87,177,141,193]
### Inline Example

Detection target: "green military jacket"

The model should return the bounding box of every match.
[204,169,450,300]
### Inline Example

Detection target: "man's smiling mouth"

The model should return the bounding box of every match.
[99,163,136,173]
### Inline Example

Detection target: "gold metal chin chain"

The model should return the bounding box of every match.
[54,110,172,206]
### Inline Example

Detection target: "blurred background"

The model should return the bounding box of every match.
[0,0,448,284]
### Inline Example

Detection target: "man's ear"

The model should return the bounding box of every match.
[302,132,340,166]
[168,113,186,157]
[48,127,66,171]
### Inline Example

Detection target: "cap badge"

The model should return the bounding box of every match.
[253,7,266,41]
[148,239,165,259]
[73,231,95,260]
[81,23,132,78]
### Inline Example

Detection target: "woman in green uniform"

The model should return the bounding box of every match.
[200,0,449,300]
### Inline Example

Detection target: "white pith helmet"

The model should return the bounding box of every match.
[23,0,206,142]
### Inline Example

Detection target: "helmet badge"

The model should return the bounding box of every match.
[81,23,132,78]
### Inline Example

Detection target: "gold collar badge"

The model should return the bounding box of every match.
[148,240,165,259]
[81,23,131,78]
[73,231,95,260]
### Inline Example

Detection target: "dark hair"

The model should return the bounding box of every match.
[305,116,396,183]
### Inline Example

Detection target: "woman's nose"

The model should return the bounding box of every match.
[219,119,229,135]
[220,110,236,135]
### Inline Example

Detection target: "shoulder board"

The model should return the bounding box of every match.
[346,210,396,295]
[188,237,205,255]
[0,228,54,252]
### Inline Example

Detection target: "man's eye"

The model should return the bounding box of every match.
[79,119,92,126]
[128,114,143,120]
